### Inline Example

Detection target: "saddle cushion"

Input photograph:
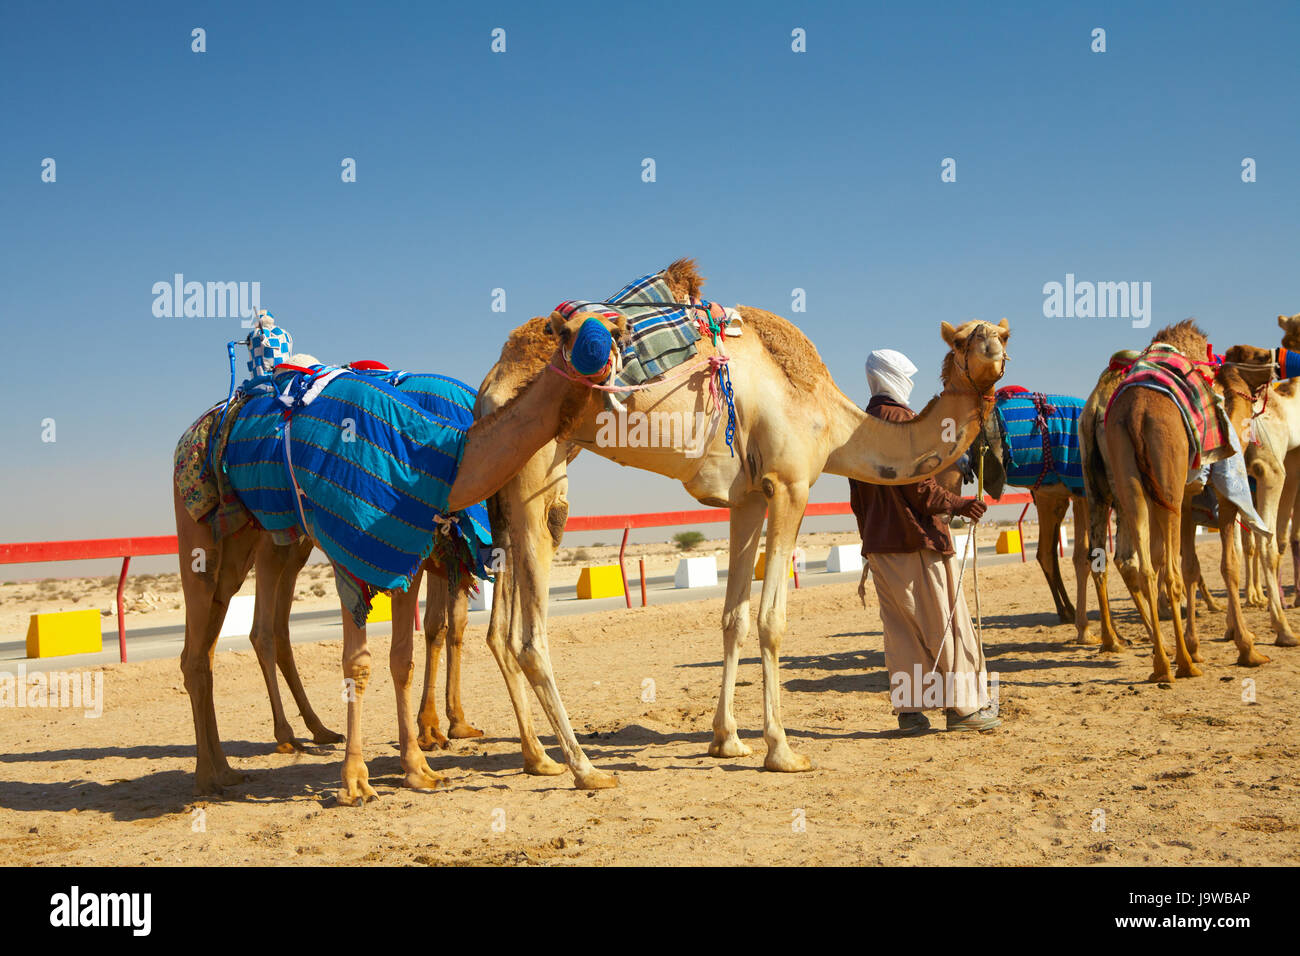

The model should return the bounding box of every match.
[555,270,700,388]
[1106,344,1231,469]
[994,392,1087,495]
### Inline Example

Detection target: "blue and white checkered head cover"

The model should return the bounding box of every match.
[246,310,293,377]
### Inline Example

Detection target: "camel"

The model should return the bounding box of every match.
[465,259,1009,788]
[175,309,626,799]
[1268,312,1300,604]
[1103,321,1277,681]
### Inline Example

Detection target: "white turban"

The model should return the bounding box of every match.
[865,349,917,405]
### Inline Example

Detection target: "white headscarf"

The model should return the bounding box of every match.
[865,349,917,405]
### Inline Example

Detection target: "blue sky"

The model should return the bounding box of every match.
[1,1,1297,575]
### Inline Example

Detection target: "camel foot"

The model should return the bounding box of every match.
[1100,637,1129,653]
[1274,632,1300,648]
[1147,670,1174,684]
[338,759,379,806]
[707,735,753,759]
[1175,662,1203,679]
[417,728,450,752]
[573,768,618,790]
[274,740,298,755]
[523,754,567,777]
[1071,628,1101,646]
[447,720,484,740]
[1191,650,1205,664]
[1237,648,1271,667]
[311,727,345,745]
[193,766,247,796]
[402,764,448,792]
[763,745,814,773]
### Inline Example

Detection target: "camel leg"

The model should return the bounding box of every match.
[271,541,342,744]
[1218,499,1271,667]
[1069,495,1098,643]
[1154,503,1198,679]
[1198,568,1223,612]
[1180,507,1204,663]
[710,493,766,759]
[337,594,379,805]
[248,538,300,752]
[390,577,446,791]
[176,489,258,794]
[416,569,450,751]
[754,479,813,773]
[482,516,565,775]
[1250,456,1299,646]
[444,583,482,738]
[1088,504,1128,652]
[502,484,616,790]
[1033,488,1074,625]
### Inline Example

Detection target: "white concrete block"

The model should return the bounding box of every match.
[469,578,493,612]
[219,594,256,638]
[674,556,719,588]
[825,544,863,573]
[950,532,971,557]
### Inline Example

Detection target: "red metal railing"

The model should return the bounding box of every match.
[0,493,1035,662]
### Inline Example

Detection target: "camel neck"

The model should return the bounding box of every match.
[446,362,591,512]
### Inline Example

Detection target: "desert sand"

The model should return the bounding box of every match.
[2,539,1297,867]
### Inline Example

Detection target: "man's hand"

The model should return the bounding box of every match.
[956,497,988,521]
[858,562,871,608]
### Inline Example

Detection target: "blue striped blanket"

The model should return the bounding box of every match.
[994,390,1086,495]
[222,365,492,623]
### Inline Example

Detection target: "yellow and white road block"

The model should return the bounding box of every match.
[577,565,626,599]
[218,594,256,638]
[825,545,863,573]
[995,529,1022,554]
[26,609,103,658]
[674,556,718,588]
[754,551,794,580]
[366,592,392,624]
[468,578,493,612]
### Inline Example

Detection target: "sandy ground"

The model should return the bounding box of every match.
[2,540,1297,866]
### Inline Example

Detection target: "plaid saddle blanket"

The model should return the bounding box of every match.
[993,388,1086,495]
[555,270,700,387]
[197,366,492,623]
[1106,344,1231,469]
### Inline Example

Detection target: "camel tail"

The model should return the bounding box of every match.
[1129,422,1181,514]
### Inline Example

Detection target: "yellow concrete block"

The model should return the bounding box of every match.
[995,529,1022,554]
[366,592,392,624]
[577,565,626,599]
[754,551,794,580]
[26,609,103,658]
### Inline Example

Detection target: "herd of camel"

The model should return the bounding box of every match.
[171,258,1300,802]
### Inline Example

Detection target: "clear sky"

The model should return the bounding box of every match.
[1,1,1297,576]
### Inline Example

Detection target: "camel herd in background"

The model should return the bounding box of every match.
[171,259,1300,801]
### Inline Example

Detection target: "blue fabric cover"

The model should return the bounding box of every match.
[995,393,1086,495]
[222,366,493,598]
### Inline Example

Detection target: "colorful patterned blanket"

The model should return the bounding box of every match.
[993,388,1086,494]
[555,270,700,387]
[1106,344,1231,468]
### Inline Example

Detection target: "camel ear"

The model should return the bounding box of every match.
[940,321,958,347]
[997,318,1010,341]
[1281,315,1290,330]
[546,310,567,339]
[610,314,629,343]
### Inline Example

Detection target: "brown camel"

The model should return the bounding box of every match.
[1103,322,1276,681]
[1270,312,1300,604]
[465,259,1009,788]
[175,309,625,799]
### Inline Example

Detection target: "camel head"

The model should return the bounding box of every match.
[1278,313,1300,350]
[939,318,1010,395]
[545,310,629,385]
[1221,344,1277,395]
